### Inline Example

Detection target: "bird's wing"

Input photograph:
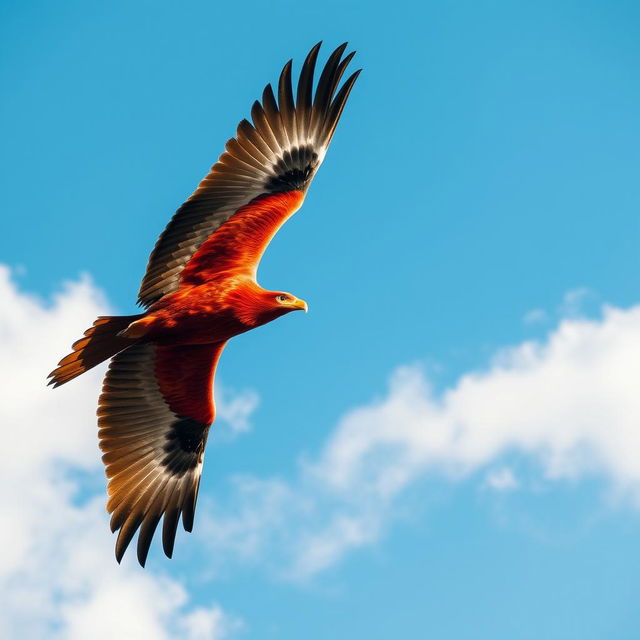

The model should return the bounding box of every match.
[98,341,226,566]
[138,42,360,306]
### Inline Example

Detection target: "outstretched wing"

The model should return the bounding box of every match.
[98,341,226,566]
[138,42,360,307]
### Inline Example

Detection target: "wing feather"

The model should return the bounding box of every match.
[98,342,226,565]
[137,42,360,307]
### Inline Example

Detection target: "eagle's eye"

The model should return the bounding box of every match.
[276,294,289,303]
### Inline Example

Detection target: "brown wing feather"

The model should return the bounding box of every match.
[180,190,305,285]
[137,42,361,307]
[98,342,226,566]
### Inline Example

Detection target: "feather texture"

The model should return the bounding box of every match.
[137,42,360,307]
[98,342,225,565]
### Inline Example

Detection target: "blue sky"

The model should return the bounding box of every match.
[2,1,640,638]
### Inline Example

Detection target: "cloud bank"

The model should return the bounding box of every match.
[5,262,640,606]
[200,299,640,578]
[0,266,242,640]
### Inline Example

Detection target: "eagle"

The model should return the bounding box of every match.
[48,42,360,566]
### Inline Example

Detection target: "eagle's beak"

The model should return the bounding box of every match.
[294,298,308,313]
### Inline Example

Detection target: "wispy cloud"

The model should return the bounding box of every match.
[484,467,519,491]
[200,299,640,579]
[523,308,548,325]
[215,384,260,437]
[0,266,243,640]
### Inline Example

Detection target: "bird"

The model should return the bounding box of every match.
[47,42,360,566]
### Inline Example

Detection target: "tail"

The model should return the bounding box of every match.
[48,314,144,388]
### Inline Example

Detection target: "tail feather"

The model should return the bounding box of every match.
[48,314,143,387]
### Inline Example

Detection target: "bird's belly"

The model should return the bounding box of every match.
[145,307,248,346]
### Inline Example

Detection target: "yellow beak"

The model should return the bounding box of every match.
[293,298,308,313]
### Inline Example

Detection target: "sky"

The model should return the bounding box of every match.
[2,0,640,638]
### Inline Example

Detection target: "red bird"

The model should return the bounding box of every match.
[48,43,360,566]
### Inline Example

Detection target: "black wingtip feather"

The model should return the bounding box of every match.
[297,43,321,95]
[137,513,162,567]
[278,60,294,106]
[182,473,202,532]
[323,68,362,145]
[162,507,180,559]
[115,512,144,564]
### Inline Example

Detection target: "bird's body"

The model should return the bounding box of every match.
[127,190,307,346]
[48,44,359,565]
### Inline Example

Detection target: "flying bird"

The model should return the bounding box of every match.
[48,42,360,566]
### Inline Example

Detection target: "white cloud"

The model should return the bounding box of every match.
[199,301,640,579]
[0,266,243,640]
[523,308,548,325]
[215,385,260,437]
[178,604,244,640]
[8,262,640,589]
[558,287,596,317]
[484,467,519,491]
